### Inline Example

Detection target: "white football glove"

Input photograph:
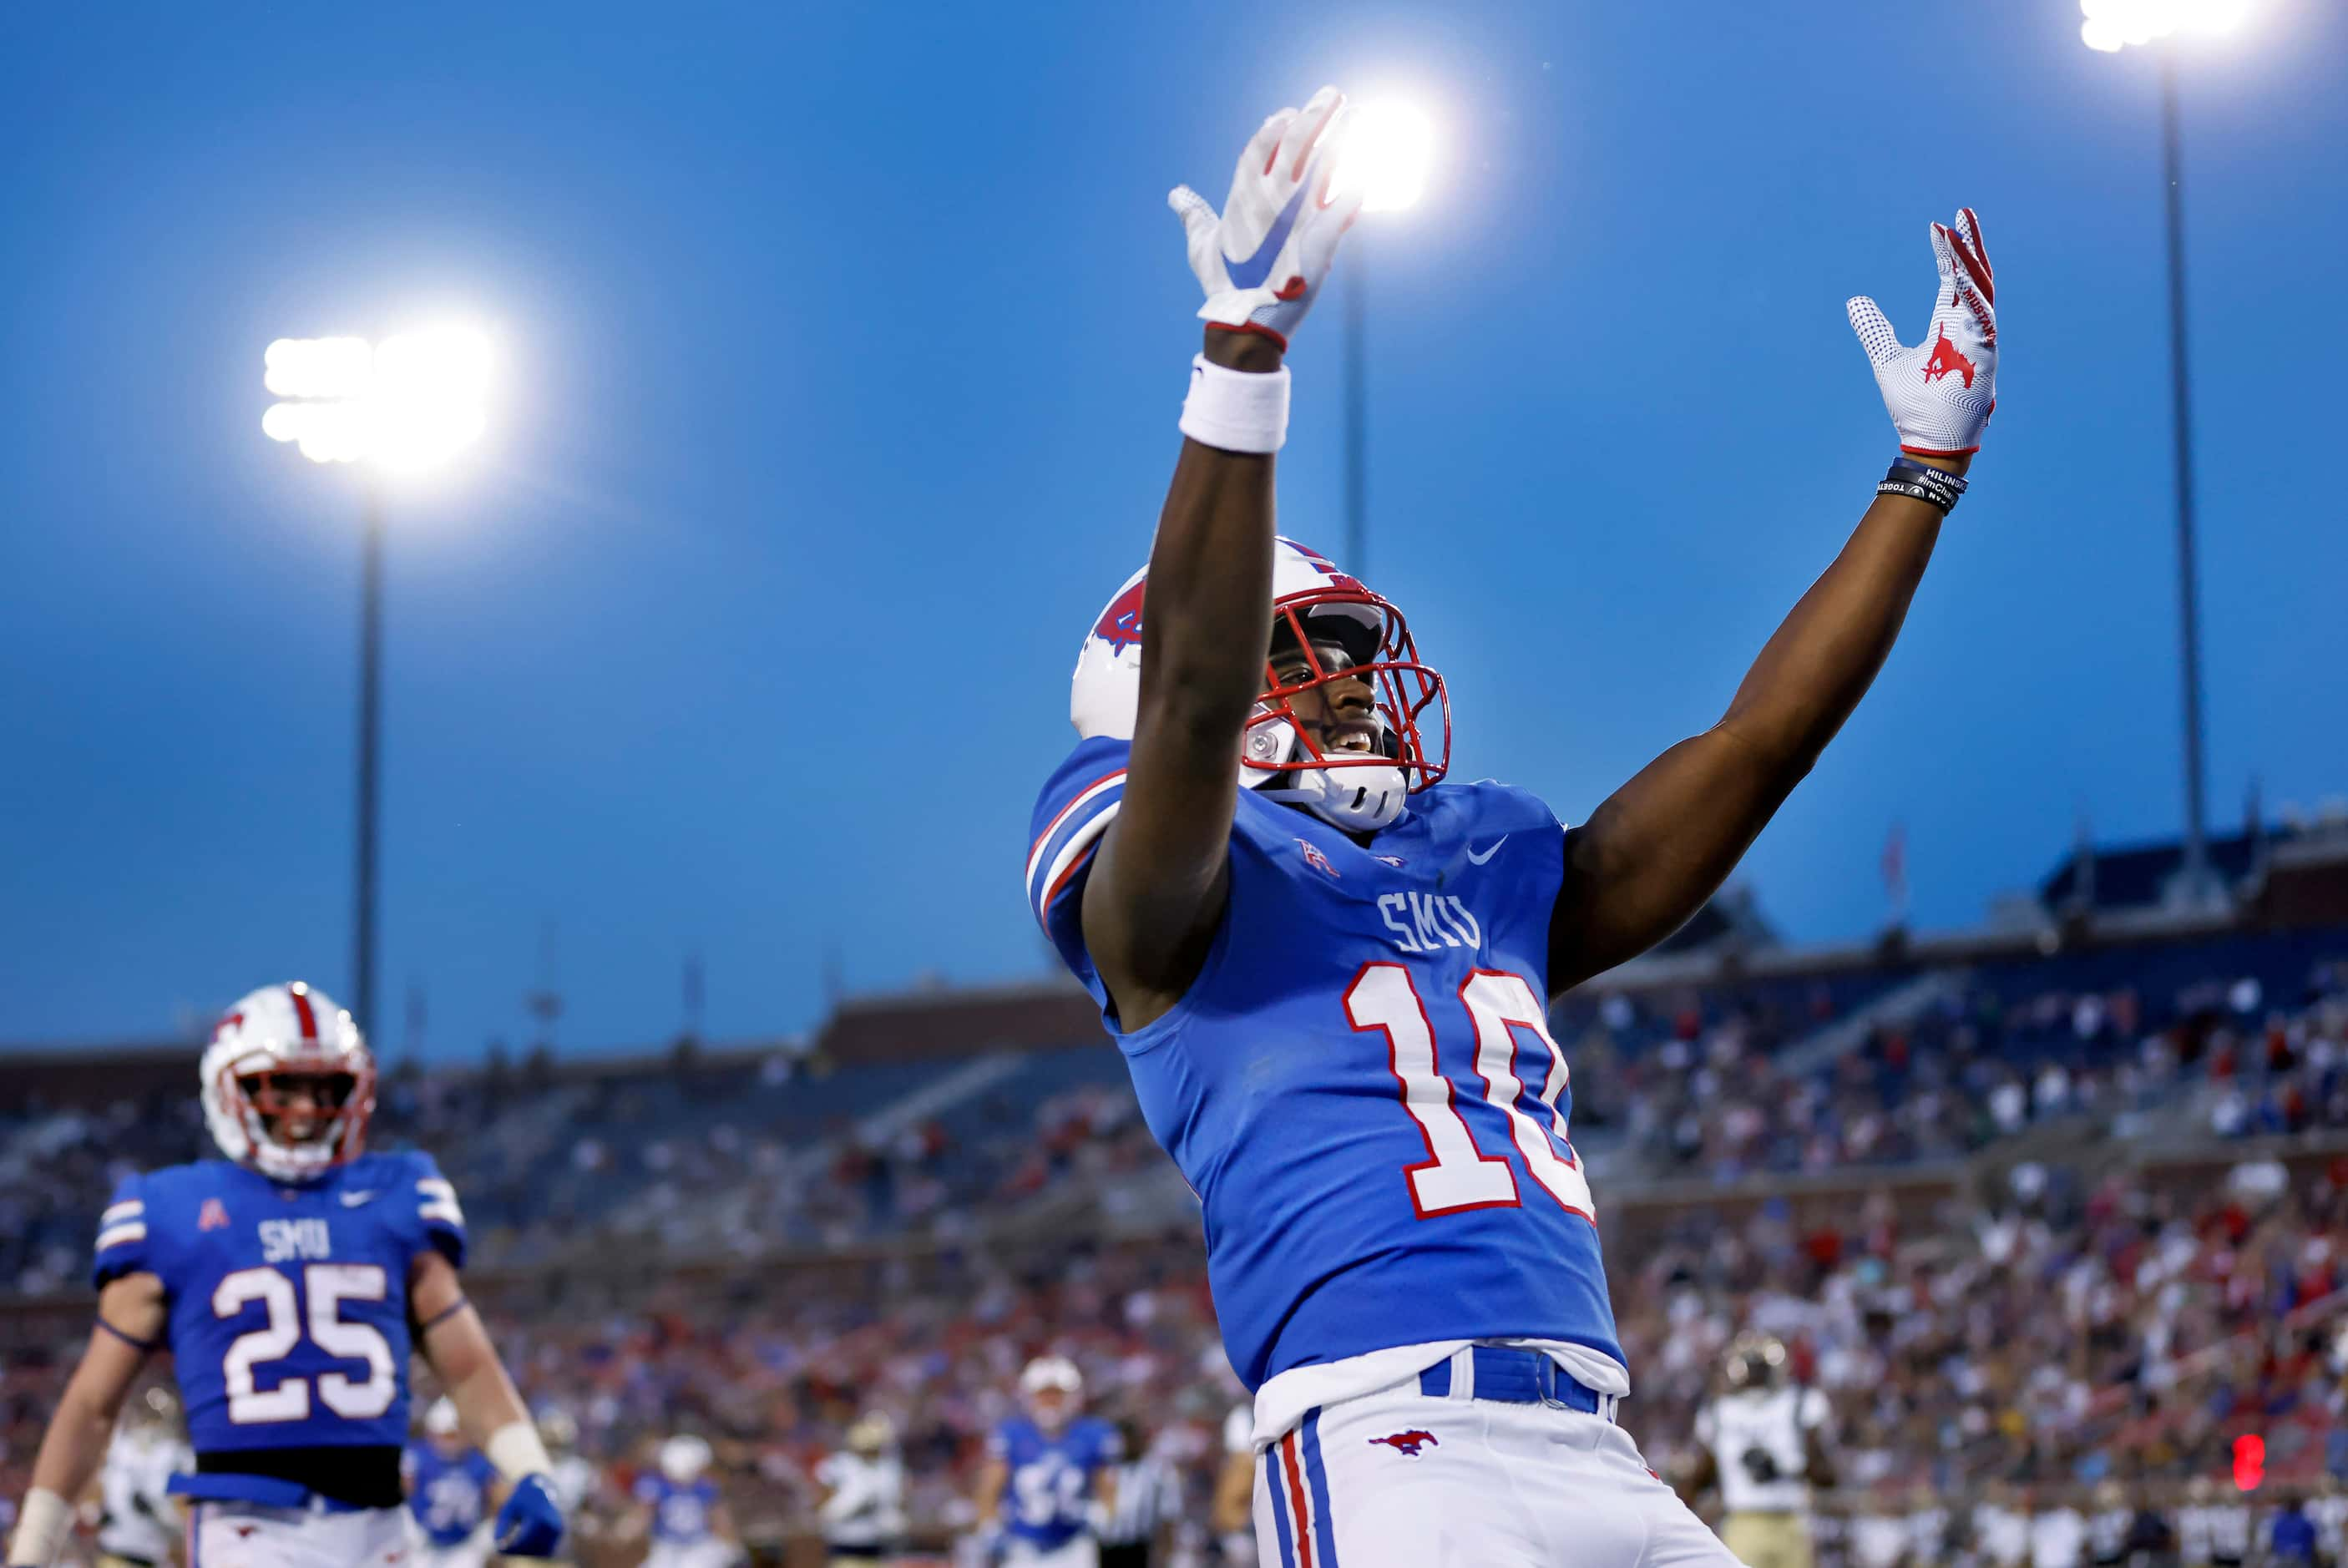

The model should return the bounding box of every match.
[1847,207,1998,458]
[1169,85,1366,348]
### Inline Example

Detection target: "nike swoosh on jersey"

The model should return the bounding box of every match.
[339,1190,377,1206]
[1465,837,1509,865]
[1221,184,1310,291]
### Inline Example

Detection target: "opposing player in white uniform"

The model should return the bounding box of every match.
[3,983,565,1568]
[814,1412,907,1565]
[1684,1336,1833,1567]
[1212,1405,1257,1565]
[536,1408,604,1566]
[1027,83,1997,1568]
[91,1388,189,1568]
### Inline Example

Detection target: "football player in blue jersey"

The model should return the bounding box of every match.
[625,1436,740,1568]
[1028,85,1997,1568]
[405,1398,500,1568]
[3,983,565,1568]
[972,1358,1121,1568]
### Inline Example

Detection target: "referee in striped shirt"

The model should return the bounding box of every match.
[1096,1420,1182,1568]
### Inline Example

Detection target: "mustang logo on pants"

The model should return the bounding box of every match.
[1366,1429,1438,1459]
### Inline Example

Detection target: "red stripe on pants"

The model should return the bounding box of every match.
[1281,1432,1314,1568]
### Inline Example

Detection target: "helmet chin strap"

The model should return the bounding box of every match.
[1244,716,1409,832]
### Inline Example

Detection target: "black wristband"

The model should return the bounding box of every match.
[1879,459,1966,515]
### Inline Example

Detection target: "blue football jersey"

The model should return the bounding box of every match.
[989,1416,1120,1549]
[405,1442,497,1546]
[1028,736,1622,1392]
[92,1150,467,1455]
[633,1474,719,1544]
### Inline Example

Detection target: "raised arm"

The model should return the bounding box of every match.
[1081,88,1362,1029]
[1551,209,1997,996]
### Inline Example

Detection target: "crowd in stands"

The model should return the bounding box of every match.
[1561,940,2348,1185]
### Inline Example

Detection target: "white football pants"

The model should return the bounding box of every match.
[1253,1387,1745,1568]
[1005,1537,1101,1568]
[645,1539,741,1568]
[184,1500,412,1568]
[418,1524,494,1568]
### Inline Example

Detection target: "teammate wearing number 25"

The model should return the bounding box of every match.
[4,983,565,1568]
[1026,86,1998,1568]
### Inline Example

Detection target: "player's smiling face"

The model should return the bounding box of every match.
[241,1071,353,1146]
[1268,636,1381,758]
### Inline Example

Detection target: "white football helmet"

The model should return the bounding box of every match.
[660,1434,713,1484]
[199,982,375,1185]
[846,1411,896,1454]
[424,1397,462,1438]
[1019,1355,1084,1430]
[1070,538,1449,833]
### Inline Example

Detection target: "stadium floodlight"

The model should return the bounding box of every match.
[2080,0,2249,52]
[258,321,499,1040]
[262,326,493,473]
[1329,101,1435,214]
[2080,0,2253,907]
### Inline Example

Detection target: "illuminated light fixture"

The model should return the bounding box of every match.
[1328,100,1435,214]
[2081,0,2250,53]
[262,326,494,472]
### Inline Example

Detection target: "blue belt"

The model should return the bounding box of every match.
[1418,1345,1609,1418]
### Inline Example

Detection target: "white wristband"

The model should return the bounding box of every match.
[485,1420,554,1484]
[1179,353,1290,454]
[6,1487,73,1567]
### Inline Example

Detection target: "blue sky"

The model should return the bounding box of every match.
[3,1,2343,1057]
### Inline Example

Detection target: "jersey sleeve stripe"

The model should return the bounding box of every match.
[1027,772,1127,928]
[95,1222,147,1252]
[1032,807,1120,931]
[100,1201,144,1226]
[1025,768,1127,888]
[416,1178,458,1201]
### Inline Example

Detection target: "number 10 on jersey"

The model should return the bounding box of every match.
[1345,964,1596,1222]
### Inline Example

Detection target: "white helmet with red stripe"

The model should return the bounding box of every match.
[200,982,376,1184]
[1070,538,1449,833]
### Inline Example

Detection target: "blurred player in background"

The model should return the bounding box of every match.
[2178,1476,2251,1568]
[1683,1333,1834,1566]
[534,1407,604,1565]
[1030,75,1996,1568]
[404,1397,498,1568]
[1208,1405,1253,1565]
[3,983,564,1568]
[1096,1419,1181,1568]
[972,1358,1120,1567]
[89,1386,187,1568]
[813,1411,906,1565]
[626,1435,738,1568]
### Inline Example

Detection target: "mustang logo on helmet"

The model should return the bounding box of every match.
[1091,579,1147,655]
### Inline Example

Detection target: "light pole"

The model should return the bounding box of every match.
[2081,0,2248,904]
[262,327,493,1035]
[1330,101,1435,579]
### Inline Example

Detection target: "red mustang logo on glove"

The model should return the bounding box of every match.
[1921,328,1976,388]
[1369,1429,1439,1458]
